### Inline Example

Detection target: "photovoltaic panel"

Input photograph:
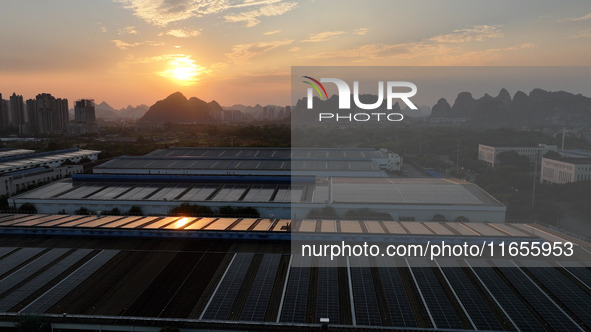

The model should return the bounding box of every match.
[140,217,179,229]
[36,215,86,227]
[0,249,92,312]
[57,216,98,227]
[204,218,237,231]
[299,220,316,232]
[0,248,69,297]
[423,222,454,235]
[350,264,382,326]
[315,258,340,324]
[564,266,591,290]
[252,219,274,231]
[377,260,418,328]
[383,222,406,234]
[121,216,163,229]
[320,220,336,233]
[231,218,258,231]
[87,185,132,200]
[497,267,581,331]
[271,219,290,231]
[440,267,504,331]
[100,216,143,228]
[0,215,34,226]
[15,215,69,227]
[526,266,591,328]
[364,221,385,234]
[340,221,362,233]
[202,253,254,320]
[241,254,281,321]
[184,218,216,230]
[21,250,119,314]
[471,266,545,332]
[409,267,462,329]
[163,217,196,229]
[77,216,125,228]
[280,256,310,323]
[0,248,45,278]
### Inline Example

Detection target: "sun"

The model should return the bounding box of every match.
[172,65,194,81]
[159,54,202,85]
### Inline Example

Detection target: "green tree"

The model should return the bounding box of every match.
[18,203,37,213]
[128,205,143,215]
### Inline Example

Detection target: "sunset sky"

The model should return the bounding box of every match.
[1,0,591,109]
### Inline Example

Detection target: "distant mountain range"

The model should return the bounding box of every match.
[430,88,591,128]
[68,101,149,120]
[137,92,222,124]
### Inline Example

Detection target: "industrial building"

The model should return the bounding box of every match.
[94,147,403,176]
[478,143,557,166]
[0,214,589,331]
[0,148,99,197]
[13,175,505,222]
[540,157,591,184]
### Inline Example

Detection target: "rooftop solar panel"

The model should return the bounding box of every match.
[57,216,98,227]
[231,218,258,231]
[409,266,462,329]
[364,221,385,234]
[0,248,45,278]
[15,215,69,227]
[320,220,336,233]
[423,222,454,236]
[78,216,125,228]
[440,267,504,331]
[252,219,274,231]
[350,264,382,326]
[163,217,196,229]
[383,222,407,234]
[120,216,161,229]
[280,257,310,323]
[525,266,591,329]
[36,215,86,227]
[241,254,281,321]
[0,215,34,226]
[470,265,545,332]
[498,266,581,331]
[299,220,316,232]
[315,258,340,324]
[202,253,254,320]
[0,249,92,312]
[141,217,179,229]
[184,218,216,230]
[22,250,119,314]
[340,220,363,233]
[377,260,418,328]
[204,218,237,231]
[464,223,506,236]
[99,216,143,228]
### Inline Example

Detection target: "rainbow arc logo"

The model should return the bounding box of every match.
[302,76,328,100]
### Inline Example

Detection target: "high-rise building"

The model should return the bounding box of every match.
[71,99,97,134]
[9,93,25,128]
[26,99,37,133]
[33,93,69,134]
[74,99,96,124]
[0,94,9,130]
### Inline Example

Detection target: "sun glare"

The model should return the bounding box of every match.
[175,217,190,228]
[159,54,202,85]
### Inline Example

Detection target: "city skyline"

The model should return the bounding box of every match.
[1,0,591,108]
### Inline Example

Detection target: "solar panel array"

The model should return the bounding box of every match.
[202,253,254,320]
[0,242,591,331]
[240,254,280,321]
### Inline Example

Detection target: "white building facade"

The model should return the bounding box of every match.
[540,158,591,184]
[478,144,557,166]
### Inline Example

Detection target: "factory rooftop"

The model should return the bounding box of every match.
[0,148,100,174]
[0,214,589,331]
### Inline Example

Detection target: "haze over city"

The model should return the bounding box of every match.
[1,0,591,108]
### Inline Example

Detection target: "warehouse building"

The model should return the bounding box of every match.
[12,175,505,222]
[0,214,589,331]
[95,147,403,176]
[0,148,99,197]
